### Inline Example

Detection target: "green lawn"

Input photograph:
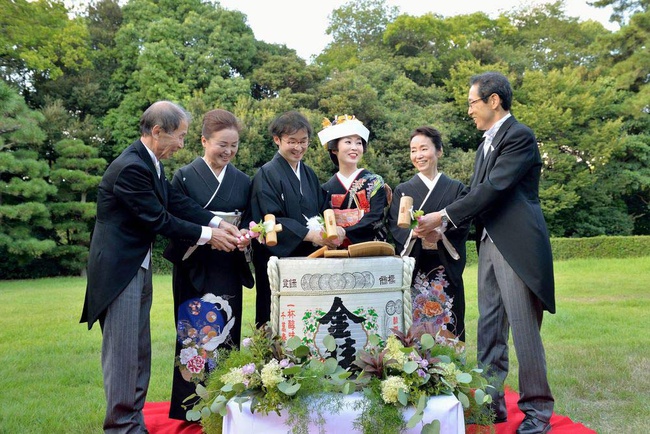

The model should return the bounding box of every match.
[0,257,648,434]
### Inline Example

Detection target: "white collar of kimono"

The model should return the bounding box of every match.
[202,157,227,184]
[336,168,363,190]
[291,161,302,181]
[417,171,442,191]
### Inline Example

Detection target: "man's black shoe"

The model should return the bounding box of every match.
[516,415,551,434]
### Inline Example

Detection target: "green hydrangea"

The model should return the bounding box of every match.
[261,359,284,388]
[380,375,408,404]
[385,335,410,367]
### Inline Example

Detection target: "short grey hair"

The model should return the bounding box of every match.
[139,101,191,135]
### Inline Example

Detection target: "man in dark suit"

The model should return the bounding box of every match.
[416,72,555,434]
[80,101,241,433]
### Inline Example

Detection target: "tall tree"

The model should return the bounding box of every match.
[0,81,56,277]
[591,0,649,25]
[383,12,505,87]
[30,0,123,121]
[596,8,650,233]
[317,0,398,71]
[105,0,257,156]
[497,1,610,73]
[48,138,106,275]
[326,0,398,47]
[0,0,91,99]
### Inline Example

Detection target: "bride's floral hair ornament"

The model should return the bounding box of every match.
[317,114,370,166]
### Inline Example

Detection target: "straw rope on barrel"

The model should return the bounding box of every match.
[268,256,281,335]
[401,256,415,331]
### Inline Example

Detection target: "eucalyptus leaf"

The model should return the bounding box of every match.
[368,334,381,346]
[233,382,246,393]
[233,396,249,412]
[182,393,197,403]
[196,383,209,399]
[406,410,423,428]
[201,406,211,418]
[342,381,354,395]
[283,365,301,376]
[286,336,302,350]
[403,360,419,374]
[294,345,310,358]
[420,333,435,350]
[323,334,337,352]
[398,388,409,406]
[457,391,470,408]
[324,357,339,374]
[474,389,486,404]
[278,381,301,396]
[336,370,352,380]
[416,395,427,412]
[185,409,202,421]
[210,399,226,415]
[421,419,441,434]
[456,372,472,384]
[309,358,324,369]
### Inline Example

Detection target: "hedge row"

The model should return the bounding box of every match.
[153,235,650,274]
[550,235,650,261]
[461,235,650,266]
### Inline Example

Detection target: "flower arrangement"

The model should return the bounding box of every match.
[190,323,495,434]
[247,219,276,244]
[186,324,350,434]
[305,214,326,239]
[351,323,494,432]
[409,208,425,230]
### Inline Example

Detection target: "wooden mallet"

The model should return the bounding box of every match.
[323,209,339,241]
[264,214,283,247]
[397,195,414,229]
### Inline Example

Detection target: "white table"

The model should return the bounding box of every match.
[222,393,465,433]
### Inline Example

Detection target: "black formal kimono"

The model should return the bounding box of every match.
[387,173,469,341]
[249,152,329,326]
[322,169,388,246]
[163,158,254,420]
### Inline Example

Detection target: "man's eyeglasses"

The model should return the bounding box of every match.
[468,97,486,108]
[282,138,309,147]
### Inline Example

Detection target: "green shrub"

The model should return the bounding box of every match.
[452,235,650,266]
[550,235,650,260]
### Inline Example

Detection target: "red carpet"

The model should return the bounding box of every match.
[466,389,596,434]
[144,389,596,433]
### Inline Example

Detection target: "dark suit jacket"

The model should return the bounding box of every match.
[445,116,556,313]
[80,140,217,329]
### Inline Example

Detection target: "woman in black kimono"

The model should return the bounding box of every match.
[387,126,469,342]
[249,111,345,327]
[163,109,254,420]
[318,115,387,246]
